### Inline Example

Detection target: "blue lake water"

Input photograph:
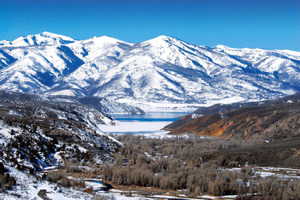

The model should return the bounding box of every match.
[111,112,188,122]
[101,112,189,136]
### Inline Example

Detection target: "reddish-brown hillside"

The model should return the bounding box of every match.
[165,97,300,142]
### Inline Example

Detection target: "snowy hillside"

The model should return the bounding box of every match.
[0,91,121,167]
[1,32,300,111]
[0,91,123,199]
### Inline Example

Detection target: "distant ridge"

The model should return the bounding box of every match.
[1,32,300,112]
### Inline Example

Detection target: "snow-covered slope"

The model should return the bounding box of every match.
[0,32,74,47]
[0,91,123,199]
[1,32,300,112]
[0,91,121,174]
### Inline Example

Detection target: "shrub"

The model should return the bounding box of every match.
[100,135,300,199]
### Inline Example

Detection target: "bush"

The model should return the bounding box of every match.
[101,135,300,199]
[0,173,16,191]
[46,172,64,183]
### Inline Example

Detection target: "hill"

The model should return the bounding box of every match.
[165,93,300,143]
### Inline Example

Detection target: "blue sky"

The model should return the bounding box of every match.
[1,0,300,50]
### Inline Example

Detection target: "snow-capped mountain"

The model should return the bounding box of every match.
[0,32,74,47]
[1,32,300,112]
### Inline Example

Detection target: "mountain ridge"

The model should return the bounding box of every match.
[1,32,300,112]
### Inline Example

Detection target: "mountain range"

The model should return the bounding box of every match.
[1,32,300,112]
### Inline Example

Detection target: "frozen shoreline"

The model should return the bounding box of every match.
[100,111,188,137]
[99,120,171,137]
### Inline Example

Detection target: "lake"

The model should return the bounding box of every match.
[100,112,188,136]
[111,112,188,122]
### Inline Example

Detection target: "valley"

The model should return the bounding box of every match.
[100,112,187,136]
[1,33,300,200]
[2,92,300,199]
[1,0,300,197]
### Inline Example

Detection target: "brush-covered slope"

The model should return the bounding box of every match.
[0,91,125,199]
[0,91,122,172]
[165,94,300,142]
[1,32,300,111]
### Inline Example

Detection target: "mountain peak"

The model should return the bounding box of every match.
[95,35,123,42]
[141,35,180,47]
[150,35,178,42]
[154,35,174,40]
[0,40,10,46]
[39,31,75,41]
[84,35,131,45]
[1,32,300,113]
[215,44,231,49]
[2,32,75,47]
